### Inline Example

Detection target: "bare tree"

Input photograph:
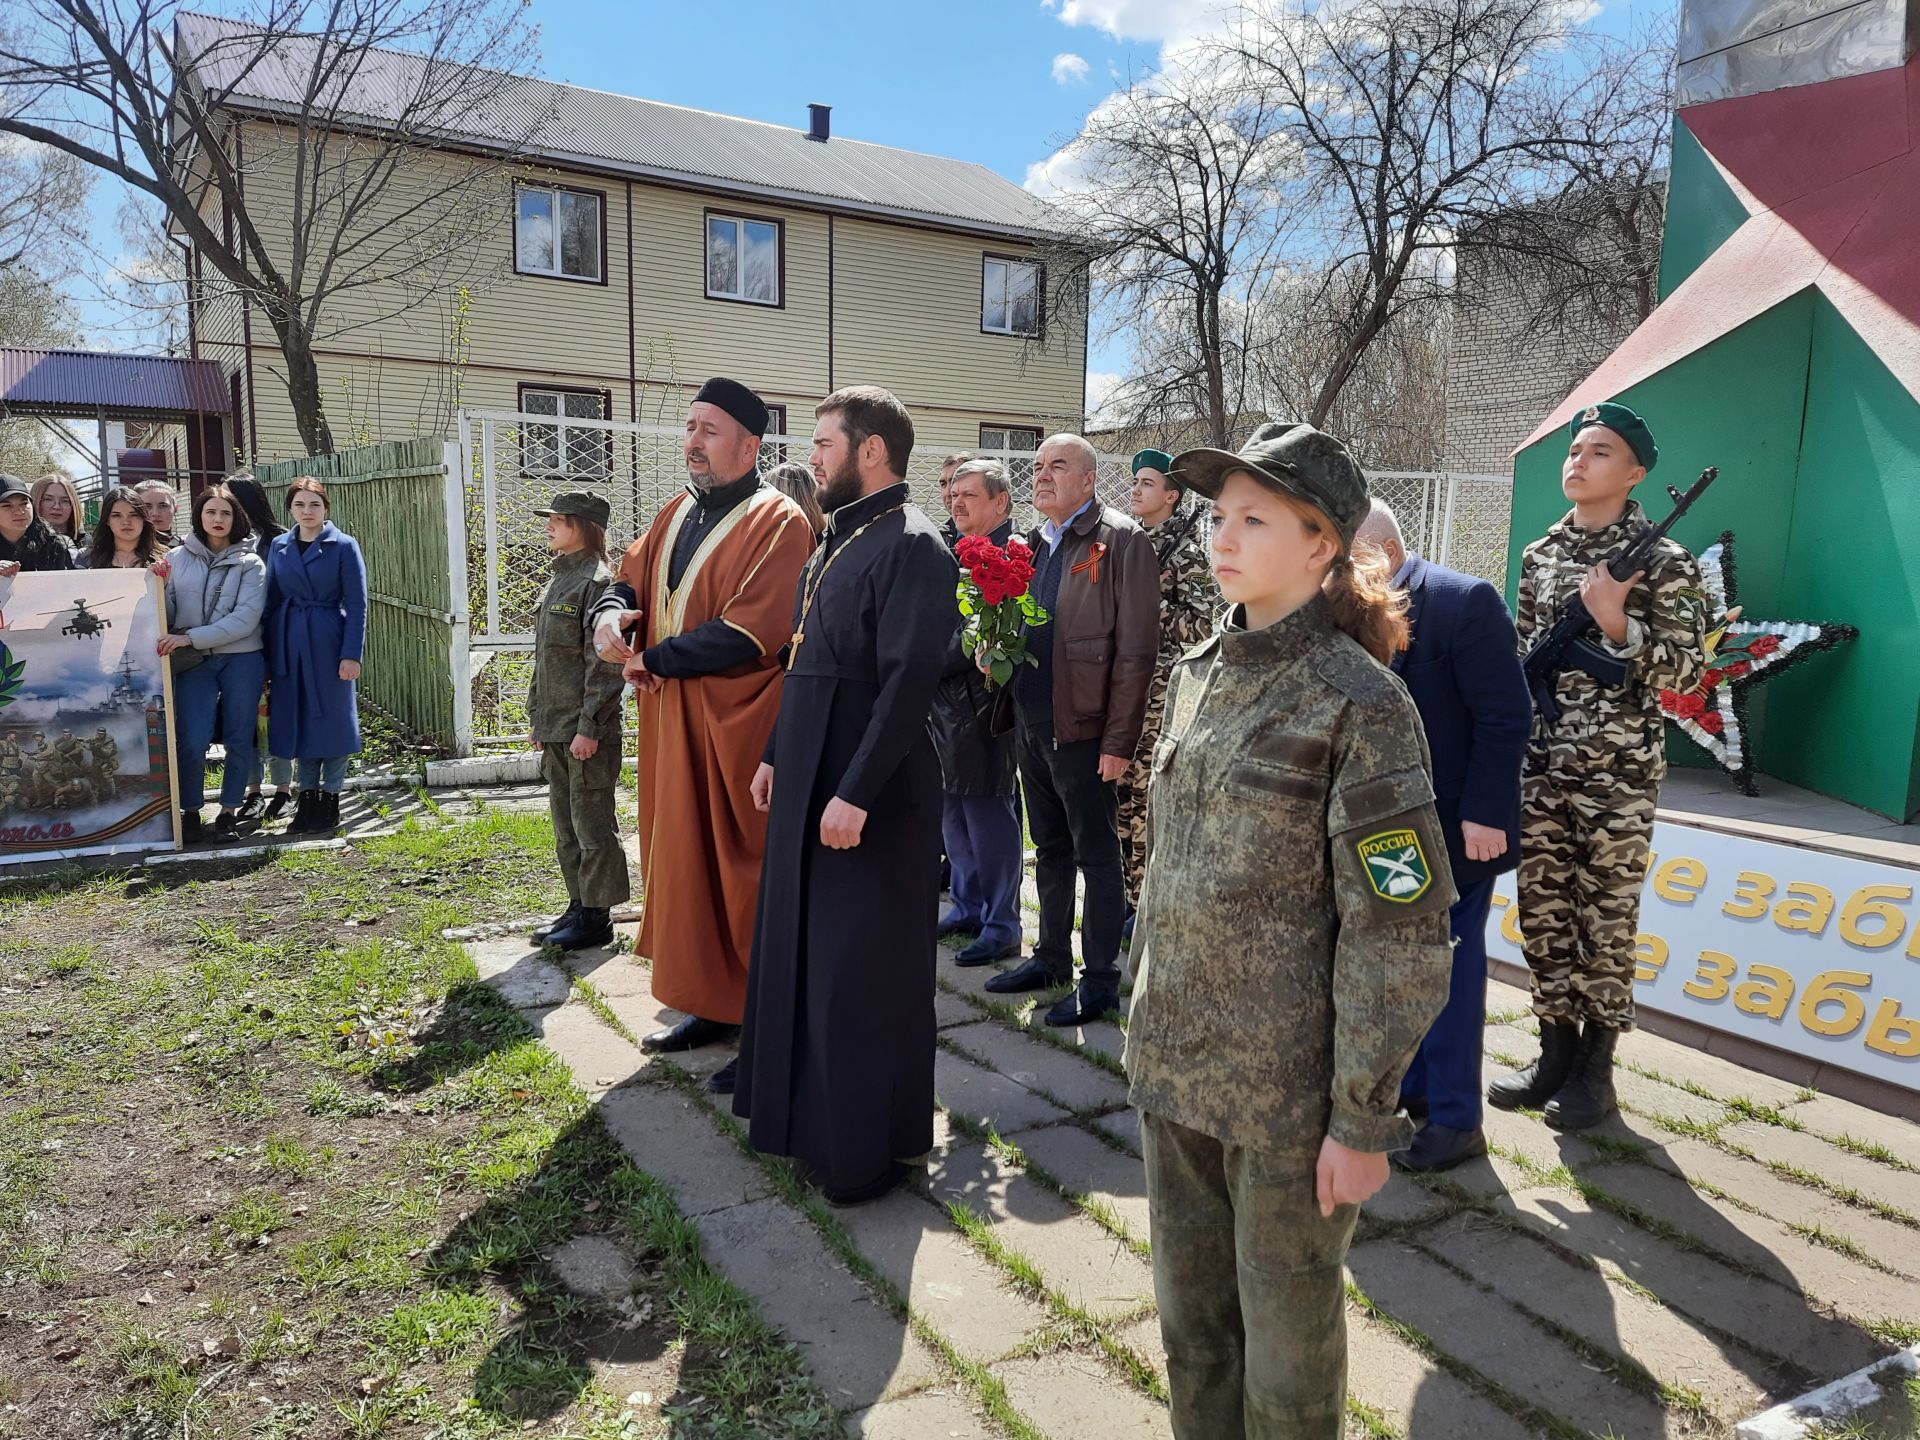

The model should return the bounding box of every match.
[0,0,552,455]
[1037,56,1301,448]
[1221,0,1669,426]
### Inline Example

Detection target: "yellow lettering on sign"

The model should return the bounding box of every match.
[1733,964,1795,1019]
[1684,950,1737,1001]
[1798,970,1871,1037]
[1653,857,1708,905]
[1865,1000,1920,1059]
[1774,883,1836,936]
[1633,933,1669,983]
[1723,871,1776,919]
[1837,884,1912,950]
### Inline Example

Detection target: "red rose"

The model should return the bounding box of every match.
[1749,634,1782,656]
[956,536,989,565]
[1702,668,1726,690]
[1726,661,1752,677]
[1699,711,1725,735]
[1006,537,1032,564]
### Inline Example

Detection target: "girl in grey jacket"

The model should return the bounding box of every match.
[159,484,267,844]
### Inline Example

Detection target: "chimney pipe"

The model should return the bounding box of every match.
[807,103,831,142]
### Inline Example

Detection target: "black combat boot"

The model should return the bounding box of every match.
[1544,1024,1620,1131]
[284,790,320,835]
[534,902,582,945]
[314,792,341,835]
[180,809,204,846]
[547,906,613,952]
[1486,1020,1580,1111]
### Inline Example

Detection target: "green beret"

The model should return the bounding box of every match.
[1570,401,1657,471]
[1131,448,1175,477]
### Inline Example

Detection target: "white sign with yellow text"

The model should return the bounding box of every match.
[1489,823,1920,1092]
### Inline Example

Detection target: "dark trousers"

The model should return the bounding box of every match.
[1016,725,1123,996]
[1143,1111,1358,1439]
[1400,875,1495,1131]
[941,790,1024,949]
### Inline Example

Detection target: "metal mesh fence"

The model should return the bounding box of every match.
[457,410,1511,741]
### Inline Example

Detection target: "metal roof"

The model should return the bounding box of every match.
[0,348,231,418]
[173,12,1065,241]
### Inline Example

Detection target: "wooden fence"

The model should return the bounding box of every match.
[255,437,471,752]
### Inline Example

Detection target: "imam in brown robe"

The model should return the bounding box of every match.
[594,476,815,1023]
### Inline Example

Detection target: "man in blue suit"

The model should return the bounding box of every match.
[1358,500,1532,1171]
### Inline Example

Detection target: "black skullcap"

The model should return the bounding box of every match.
[692,376,771,439]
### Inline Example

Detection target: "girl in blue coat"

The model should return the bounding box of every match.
[265,477,368,836]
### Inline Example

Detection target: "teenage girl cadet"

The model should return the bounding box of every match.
[1125,422,1456,1439]
[527,492,631,952]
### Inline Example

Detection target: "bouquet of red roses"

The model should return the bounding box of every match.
[956,533,1049,689]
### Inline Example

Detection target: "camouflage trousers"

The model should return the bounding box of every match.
[541,742,632,909]
[1141,1111,1358,1440]
[1117,664,1176,907]
[1517,759,1658,1030]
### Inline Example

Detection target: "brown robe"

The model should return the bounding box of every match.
[616,487,814,1022]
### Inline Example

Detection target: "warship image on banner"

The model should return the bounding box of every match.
[0,570,178,859]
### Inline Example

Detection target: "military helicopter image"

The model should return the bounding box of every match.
[43,598,114,639]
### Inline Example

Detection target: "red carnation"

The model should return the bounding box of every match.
[1659,690,1680,712]
[1699,711,1726,735]
[1749,634,1782,657]
[1702,668,1726,690]
[1726,660,1752,677]
[1675,691,1708,719]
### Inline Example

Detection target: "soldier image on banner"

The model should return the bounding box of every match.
[1489,401,1709,1132]
[1126,422,1455,1438]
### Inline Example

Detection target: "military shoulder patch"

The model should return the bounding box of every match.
[1356,828,1434,904]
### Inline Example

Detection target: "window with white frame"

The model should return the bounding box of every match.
[981,256,1042,337]
[706,213,782,305]
[516,185,603,282]
[520,387,610,476]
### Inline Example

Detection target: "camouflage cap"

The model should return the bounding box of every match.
[1570,400,1657,471]
[534,491,611,527]
[1170,421,1370,545]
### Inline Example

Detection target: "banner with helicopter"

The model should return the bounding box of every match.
[0,570,180,860]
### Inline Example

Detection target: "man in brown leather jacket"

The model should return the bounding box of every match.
[985,433,1159,1026]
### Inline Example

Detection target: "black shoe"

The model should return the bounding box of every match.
[1403,1094,1430,1121]
[547,906,612,952]
[533,903,581,944]
[1044,986,1119,1028]
[284,790,320,835]
[984,958,1067,995]
[1544,1025,1620,1132]
[1392,1123,1487,1173]
[706,1058,738,1095]
[1486,1021,1581,1111]
[237,793,266,822]
[641,1016,741,1053]
[262,790,293,823]
[210,812,241,843]
[953,938,1021,967]
[823,1162,906,1208]
[179,809,203,846]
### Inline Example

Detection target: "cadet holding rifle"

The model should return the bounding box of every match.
[1490,402,1709,1131]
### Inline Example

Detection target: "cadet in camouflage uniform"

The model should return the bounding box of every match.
[1128,423,1455,1440]
[1117,448,1220,919]
[528,492,631,952]
[1489,402,1707,1132]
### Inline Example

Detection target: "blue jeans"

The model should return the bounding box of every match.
[1401,876,1496,1131]
[297,756,349,793]
[941,791,1024,948]
[174,651,268,811]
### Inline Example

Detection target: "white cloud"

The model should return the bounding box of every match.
[1052,51,1091,83]
[1085,371,1125,425]
[1042,0,1227,44]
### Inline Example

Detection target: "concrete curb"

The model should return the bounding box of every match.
[424,753,542,787]
[1735,1345,1920,1440]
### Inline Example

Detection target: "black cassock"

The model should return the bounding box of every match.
[734,482,960,1194]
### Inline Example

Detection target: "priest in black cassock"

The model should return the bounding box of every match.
[734,384,960,1206]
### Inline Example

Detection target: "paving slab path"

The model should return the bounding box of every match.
[464,918,1920,1439]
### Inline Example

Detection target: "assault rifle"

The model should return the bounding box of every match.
[1522,465,1718,726]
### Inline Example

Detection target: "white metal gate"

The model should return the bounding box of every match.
[454,408,1511,745]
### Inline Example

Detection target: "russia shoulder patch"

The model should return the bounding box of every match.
[1356,828,1434,903]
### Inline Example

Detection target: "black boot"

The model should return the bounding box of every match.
[1544,1025,1620,1131]
[179,809,204,846]
[1486,1020,1580,1111]
[320,792,342,834]
[284,790,319,835]
[547,906,612,952]
[534,902,581,944]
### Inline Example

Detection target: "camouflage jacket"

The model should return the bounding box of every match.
[528,550,628,745]
[1517,502,1708,778]
[1150,508,1219,665]
[1125,597,1457,1161]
